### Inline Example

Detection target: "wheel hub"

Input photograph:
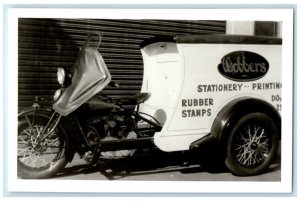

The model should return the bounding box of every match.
[250,142,258,150]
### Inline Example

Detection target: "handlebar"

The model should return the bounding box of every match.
[108,81,119,88]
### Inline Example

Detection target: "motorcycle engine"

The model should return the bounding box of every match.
[101,131,137,158]
[87,115,137,159]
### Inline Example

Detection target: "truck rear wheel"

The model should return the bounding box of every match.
[225,113,279,176]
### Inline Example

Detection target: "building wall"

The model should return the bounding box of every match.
[226,21,255,35]
[226,20,282,37]
[18,19,226,109]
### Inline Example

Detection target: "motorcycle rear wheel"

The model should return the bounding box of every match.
[17,111,68,179]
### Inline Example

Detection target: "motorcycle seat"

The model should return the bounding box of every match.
[88,93,150,111]
[120,92,151,104]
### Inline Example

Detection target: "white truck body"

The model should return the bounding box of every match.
[139,35,282,152]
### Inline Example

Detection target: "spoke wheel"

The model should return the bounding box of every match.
[18,111,68,179]
[234,124,271,167]
[18,125,62,170]
[226,113,279,176]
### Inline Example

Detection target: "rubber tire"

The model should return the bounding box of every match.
[17,113,69,179]
[225,113,279,176]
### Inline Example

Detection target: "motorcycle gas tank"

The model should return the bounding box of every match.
[53,47,111,116]
[86,98,116,111]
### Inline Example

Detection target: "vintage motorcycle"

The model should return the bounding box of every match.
[18,32,163,179]
[18,32,281,179]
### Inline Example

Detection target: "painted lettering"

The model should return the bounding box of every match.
[218,51,269,81]
[182,109,211,118]
[252,82,282,90]
[197,84,243,93]
[221,56,267,75]
[182,98,214,107]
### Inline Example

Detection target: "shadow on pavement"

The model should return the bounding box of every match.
[54,144,281,180]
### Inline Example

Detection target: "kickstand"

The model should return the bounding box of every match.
[89,146,101,167]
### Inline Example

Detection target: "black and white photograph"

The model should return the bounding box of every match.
[17,18,283,182]
[1,3,296,199]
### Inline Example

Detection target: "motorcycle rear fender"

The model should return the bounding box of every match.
[18,107,76,162]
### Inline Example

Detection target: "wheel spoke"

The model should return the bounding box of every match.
[257,128,266,140]
[237,133,250,144]
[243,126,252,140]
[18,122,63,169]
[234,122,271,167]
[45,136,60,147]
[18,146,31,156]
[243,150,256,165]
[257,145,269,155]
[235,143,248,151]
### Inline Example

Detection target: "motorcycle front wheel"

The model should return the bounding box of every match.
[17,111,68,179]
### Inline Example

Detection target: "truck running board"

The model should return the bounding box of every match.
[189,134,217,150]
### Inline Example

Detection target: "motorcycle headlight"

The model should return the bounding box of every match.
[53,89,62,101]
[57,68,66,85]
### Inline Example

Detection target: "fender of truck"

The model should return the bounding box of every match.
[190,96,281,150]
[211,97,281,142]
